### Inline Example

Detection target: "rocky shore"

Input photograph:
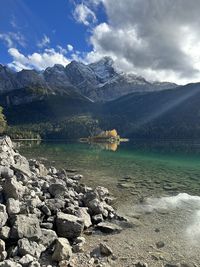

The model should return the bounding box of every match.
[0,136,128,267]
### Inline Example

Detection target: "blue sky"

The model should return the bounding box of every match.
[1,0,200,84]
[0,0,106,66]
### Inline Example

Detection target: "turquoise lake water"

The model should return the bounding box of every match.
[19,139,200,207]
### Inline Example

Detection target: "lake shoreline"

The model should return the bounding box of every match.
[17,138,200,267]
[0,136,133,267]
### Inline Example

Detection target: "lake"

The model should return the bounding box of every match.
[19,139,200,210]
[19,139,200,265]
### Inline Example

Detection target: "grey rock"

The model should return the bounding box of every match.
[0,166,14,179]
[3,177,25,200]
[95,186,109,200]
[48,183,66,197]
[92,214,104,224]
[19,254,35,266]
[52,238,72,262]
[45,198,65,213]
[0,259,22,267]
[156,241,165,248]
[7,198,20,215]
[28,261,40,267]
[12,154,31,177]
[18,238,45,258]
[40,222,53,230]
[99,242,113,256]
[87,199,104,215]
[75,207,92,228]
[56,212,84,240]
[40,205,51,216]
[0,204,8,228]
[72,174,83,181]
[96,222,122,233]
[0,226,10,240]
[10,214,42,239]
[40,229,57,247]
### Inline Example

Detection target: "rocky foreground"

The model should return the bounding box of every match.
[0,136,132,267]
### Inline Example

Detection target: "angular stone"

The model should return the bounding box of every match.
[56,212,84,240]
[0,204,8,228]
[45,198,65,213]
[95,186,109,200]
[0,259,22,267]
[52,238,72,262]
[75,207,92,228]
[0,226,10,240]
[3,177,25,200]
[19,254,35,266]
[92,214,104,224]
[48,183,66,197]
[40,229,57,247]
[10,214,42,239]
[18,238,45,258]
[6,198,20,215]
[96,222,122,233]
[0,166,14,179]
[99,242,113,256]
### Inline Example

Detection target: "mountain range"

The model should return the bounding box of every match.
[1,56,200,139]
[0,57,177,104]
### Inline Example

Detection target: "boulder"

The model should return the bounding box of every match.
[6,198,20,215]
[0,204,8,228]
[48,183,66,197]
[10,214,42,239]
[12,154,31,177]
[75,207,92,228]
[0,239,6,261]
[0,226,10,240]
[40,229,57,247]
[0,166,14,179]
[56,212,84,240]
[52,238,72,262]
[95,186,109,200]
[18,238,45,258]
[19,254,35,266]
[87,199,104,215]
[45,198,65,213]
[3,177,25,200]
[92,214,104,224]
[96,222,122,233]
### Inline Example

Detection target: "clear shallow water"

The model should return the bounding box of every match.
[19,139,200,207]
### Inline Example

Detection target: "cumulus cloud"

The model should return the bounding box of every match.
[8,47,70,71]
[73,3,97,26]
[0,32,26,48]
[67,44,74,51]
[37,35,50,48]
[82,0,200,84]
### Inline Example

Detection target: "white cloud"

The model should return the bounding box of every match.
[0,32,26,48]
[37,35,50,48]
[8,47,70,71]
[81,0,200,84]
[73,3,97,26]
[67,44,74,51]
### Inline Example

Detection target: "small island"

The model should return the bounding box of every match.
[80,129,129,144]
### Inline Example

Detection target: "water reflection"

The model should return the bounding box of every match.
[88,141,120,151]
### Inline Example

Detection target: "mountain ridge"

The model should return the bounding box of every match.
[0,57,178,103]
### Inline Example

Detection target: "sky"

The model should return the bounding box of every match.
[1,0,200,84]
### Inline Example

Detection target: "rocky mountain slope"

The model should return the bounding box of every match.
[101,82,200,138]
[0,57,177,103]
